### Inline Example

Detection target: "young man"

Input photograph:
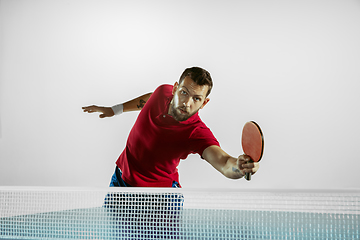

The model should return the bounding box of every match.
[83,67,259,188]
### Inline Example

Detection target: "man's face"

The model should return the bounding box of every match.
[168,76,210,122]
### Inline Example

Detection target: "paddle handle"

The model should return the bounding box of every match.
[245,159,253,181]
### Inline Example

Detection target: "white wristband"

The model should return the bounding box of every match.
[111,103,124,115]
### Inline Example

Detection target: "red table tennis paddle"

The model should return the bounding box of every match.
[241,121,264,181]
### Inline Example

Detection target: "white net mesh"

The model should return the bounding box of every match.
[1,187,359,239]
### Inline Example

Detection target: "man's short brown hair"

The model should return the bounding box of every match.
[179,67,213,97]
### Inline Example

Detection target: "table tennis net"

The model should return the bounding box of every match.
[1,187,360,239]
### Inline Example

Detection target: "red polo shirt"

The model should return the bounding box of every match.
[116,84,219,187]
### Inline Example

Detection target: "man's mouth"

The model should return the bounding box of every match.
[178,108,188,115]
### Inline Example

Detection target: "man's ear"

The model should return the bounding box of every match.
[172,82,179,95]
[200,98,210,109]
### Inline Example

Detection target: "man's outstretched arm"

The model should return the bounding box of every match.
[202,145,259,179]
[82,92,152,118]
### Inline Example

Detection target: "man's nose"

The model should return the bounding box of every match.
[184,96,192,107]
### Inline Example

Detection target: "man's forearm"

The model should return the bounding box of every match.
[121,93,153,112]
[203,146,244,180]
[203,145,258,180]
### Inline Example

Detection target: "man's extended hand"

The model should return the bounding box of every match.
[237,154,259,176]
[82,105,114,118]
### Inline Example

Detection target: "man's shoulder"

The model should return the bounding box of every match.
[153,84,173,97]
[189,120,220,147]
[156,84,173,91]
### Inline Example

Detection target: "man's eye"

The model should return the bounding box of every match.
[194,97,201,102]
[181,90,187,95]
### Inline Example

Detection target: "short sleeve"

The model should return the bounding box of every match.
[189,125,220,157]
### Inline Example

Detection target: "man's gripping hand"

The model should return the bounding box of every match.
[82,105,115,118]
[237,154,260,177]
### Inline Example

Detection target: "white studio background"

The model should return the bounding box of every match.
[0,0,359,189]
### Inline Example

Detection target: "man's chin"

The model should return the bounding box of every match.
[169,105,193,122]
[171,110,189,122]
[173,114,189,122]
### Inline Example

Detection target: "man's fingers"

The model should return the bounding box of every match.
[244,162,259,175]
[82,106,100,113]
[83,106,113,118]
[239,159,259,175]
[241,162,254,169]
[84,109,95,113]
[243,169,253,173]
[237,154,260,177]
[238,154,251,162]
